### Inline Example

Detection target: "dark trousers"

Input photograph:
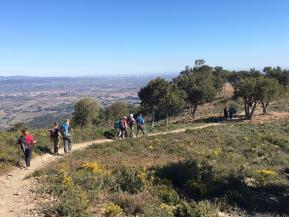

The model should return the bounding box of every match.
[53,138,60,154]
[120,128,128,138]
[136,125,145,136]
[24,148,32,167]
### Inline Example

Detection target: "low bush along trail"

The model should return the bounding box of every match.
[33,120,289,217]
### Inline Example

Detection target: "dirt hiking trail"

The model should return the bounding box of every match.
[0,123,220,217]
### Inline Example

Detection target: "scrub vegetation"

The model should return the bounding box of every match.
[34,120,289,217]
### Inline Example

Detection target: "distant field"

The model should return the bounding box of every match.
[0,75,161,130]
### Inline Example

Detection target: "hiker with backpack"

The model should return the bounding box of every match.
[127,114,136,138]
[120,116,128,139]
[17,128,37,169]
[228,106,236,120]
[114,118,122,139]
[136,114,145,137]
[61,119,73,154]
[49,122,62,155]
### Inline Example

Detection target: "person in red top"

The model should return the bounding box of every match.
[18,128,37,169]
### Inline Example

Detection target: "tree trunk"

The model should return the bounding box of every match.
[249,101,259,120]
[81,119,85,129]
[166,113,169,125]
[244,102,250,120]
[244,102,249,119]
[151,109,155,127]
[192,105,198,120]
[261,101,268,114]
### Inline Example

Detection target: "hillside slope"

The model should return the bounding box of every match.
[0,123,219,217]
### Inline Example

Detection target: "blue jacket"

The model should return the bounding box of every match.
[136,116,145,125]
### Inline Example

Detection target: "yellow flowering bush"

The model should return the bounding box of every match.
[137,168,148,186]
[104,203,124,217]
[62,174,73,188]
[257,169,277,176]
[213,147,222,156]
[81,161,105,174]
[159,203,175,217]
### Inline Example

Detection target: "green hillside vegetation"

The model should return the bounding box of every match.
[34,120,289,216]
[1,60,289,216]
[28,61,289,216]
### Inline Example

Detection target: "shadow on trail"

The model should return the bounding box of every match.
[103,130,116,139]
[154,160,289,216]
[195,116,245,123]
[34,145,52,154]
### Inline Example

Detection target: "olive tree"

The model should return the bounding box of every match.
[257,77,283,114]
[138,78,169,126]
[175,64,221,120]
[73,98,100,129]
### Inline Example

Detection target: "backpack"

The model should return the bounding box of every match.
[127,117,135,127]
[51,128,59,138]
[137,116,144,125]
[18,135,27,152]
[61,124,71,137]
[114,121,120,129]
[120,119,126,129]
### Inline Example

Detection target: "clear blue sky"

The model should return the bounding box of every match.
[0,0,288,76]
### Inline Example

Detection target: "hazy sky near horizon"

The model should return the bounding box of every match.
[0,0,289,76]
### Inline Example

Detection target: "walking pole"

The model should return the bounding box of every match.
[40,151,44,162]
[17,142,21,167]
[39,143,44,163]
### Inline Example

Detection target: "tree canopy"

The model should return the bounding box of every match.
[138,60,287,123]
[138,78,186,125]
[174,62,223,119]
[73,98,100,129]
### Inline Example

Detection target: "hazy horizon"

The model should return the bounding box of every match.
[1,0,289,76]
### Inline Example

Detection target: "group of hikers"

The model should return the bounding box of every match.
[17,119,73,170]
[17,114,145,170]
[114,114,145,139]
[224,106,237,120]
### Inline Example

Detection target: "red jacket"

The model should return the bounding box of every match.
[18,134,35,149]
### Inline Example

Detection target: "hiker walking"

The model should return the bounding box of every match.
[233,107,237,118]
[136,114,145,137]
[61,119,73,154]
[50,122,62,155]
[228,106,234,120]
[120,117,128,139]
[114,118,122,139]
[223,106,228,121]
[127,114,136,138]
[17,128,37,169]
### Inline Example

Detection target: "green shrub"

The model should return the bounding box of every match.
[104,203,125,217]
[262,134,289,151]
[174,200,218,217]
[116,168,146,193]
[153,184,179,205]
[71,170,114,201]
[113,192,158,215]
[185,179,208,199]
[56,184,89,217]
[141,203,174,217]
[156,160,199,187]
[174,201,194,217]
